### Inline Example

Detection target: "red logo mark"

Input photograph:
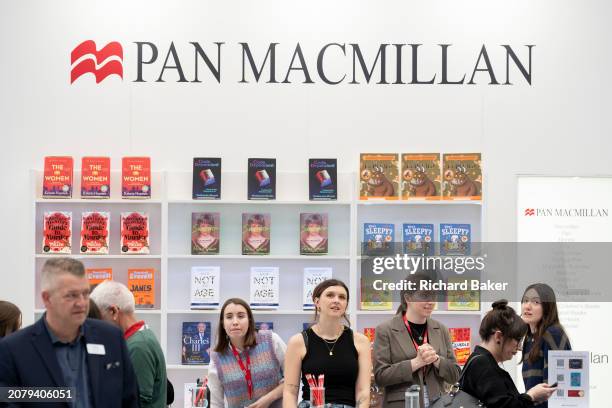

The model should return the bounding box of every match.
[71,40,123,84]
[524,208,535,216]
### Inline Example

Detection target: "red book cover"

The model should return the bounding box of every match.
[449,327,471,366]
[81,157,110,198]
[122,157,151,199]
[80,212,110,254]
[42,211,72,253]
[363,328,376,344]
[42,156,73,198]
[120,212,150,254]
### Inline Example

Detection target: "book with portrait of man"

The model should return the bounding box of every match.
[182,322,211,365]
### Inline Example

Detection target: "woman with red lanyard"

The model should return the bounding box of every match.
[208,298,286,408]
[373,272,460,408]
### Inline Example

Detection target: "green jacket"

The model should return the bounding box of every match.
[127,326,167,408]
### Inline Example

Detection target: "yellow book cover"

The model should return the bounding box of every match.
[446,277,480,311]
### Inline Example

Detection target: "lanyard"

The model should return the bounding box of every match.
[402,313,428,351]
[231,344,253,400]
[124,320,146,340]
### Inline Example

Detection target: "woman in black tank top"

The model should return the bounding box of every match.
[283,279,371,408]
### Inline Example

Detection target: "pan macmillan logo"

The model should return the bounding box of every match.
[69,40,534,86]
[524,207,609,217]
[71,40,124,84]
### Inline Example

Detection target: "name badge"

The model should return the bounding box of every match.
[86,343,106,355]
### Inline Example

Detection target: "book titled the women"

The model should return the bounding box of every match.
[122,157,151,199]
[81,157,110,198]
[309,159,337,200]
[300,213,328,255]
[192,157,221,199]
[363,223,395,255]
[242,213,270,255]
[359,153,399,200]
[80,211,110,254]
[120,212,150,254]
[190,266,220,309]
[442,153,482,200]
[191,212,220,254]
[401,153,441,200]
[42,211,72,253]
[128,268,155,309]
[249,267,279,309]
[42,156,73,198]
[303,267,333,309]
[247,158,276,200]
[402,223,434,256]
[182,322,211,365]
[440,223,470,256]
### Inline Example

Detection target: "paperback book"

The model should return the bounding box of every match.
[401,153,441,200]
[80,211,110,254]
[360,277,392,310]
[120,212,150,254]
[309,159,337,200]
[255,322,274,332]
[402,223,434,256]
[191,213,220,255]
[363,223,395,255]
[42,156,73,198]
[242,213,270,255]
[190,266,220,309]
[86,268,112,290]
[122,157,151,199]
[449,327,471,366]
[42,211,72,253]
[247,158,276,200]
[440,223,471,256]
[128,268,155,309]
[81,157,110,198]
[446,277,480,311]
[300,213,328,255]
[192,157,221,199]
[303,267,333,309]
[359,153,399,200]
[442,153,482,200]
[182,322,211,365]
[250,267,279,309]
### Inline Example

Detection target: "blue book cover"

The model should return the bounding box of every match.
[182,322,211,365]
[309,159,337,200]
[363,223,395,255]
[440,223,471,256]
[192,157,221,199]
[248,158,276,200]
[402,223,434,256]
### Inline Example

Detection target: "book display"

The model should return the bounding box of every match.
[32,153,482,402]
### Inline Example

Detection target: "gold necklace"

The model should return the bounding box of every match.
[316,326,344,356]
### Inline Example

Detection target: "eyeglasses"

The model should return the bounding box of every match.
[411,291,435,301]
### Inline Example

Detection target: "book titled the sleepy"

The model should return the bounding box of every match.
[81,157,110,198]
[192,157,221,199]
[247,158,276,200]
[80,212,110,254]
[42,156,73,198]
[128,268,155,309]
[249,267,279,309]
[303,267,333,309]
[440,223,471,256]
[182,322,211,365]
[309,158,337,200]
[120,212,150,254]
[122,157,151,199]
[402,223,434,256]
[42,211,72,253]
[190,266,220,309]
[363,223,395,255]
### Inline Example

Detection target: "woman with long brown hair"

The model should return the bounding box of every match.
[208,298,286,408]
[283,279,371,408]
[520,283,571,408]
[0,300,21,338]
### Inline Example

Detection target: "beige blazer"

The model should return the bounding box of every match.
[373,314,461,408]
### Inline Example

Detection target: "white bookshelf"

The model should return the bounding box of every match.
[32,166,486,404]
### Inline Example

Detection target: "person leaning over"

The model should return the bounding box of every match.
[0,300,21,338]
[373,273,460,408]
[91,280,168,408]
[461,300,556,408]
[0,258,139,408]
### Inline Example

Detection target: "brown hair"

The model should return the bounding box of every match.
[214,298,257,353]
[396,272,436,314]
[311,279,351,326]
[520,283,567,364]
[88,299,102,319]
[480,299,528,345]
[0,300,22,338]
